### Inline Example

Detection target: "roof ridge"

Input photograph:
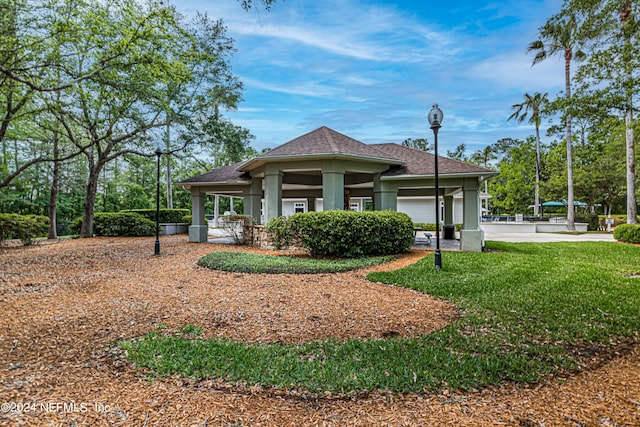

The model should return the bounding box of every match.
[256,126,403,161]
[321,126,340,153]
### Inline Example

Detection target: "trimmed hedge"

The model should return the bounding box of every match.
[70,212,156,237]
[265,210,414,258]
[122,209,190,224]
[601,214,639,228]
[613,224,640,244]
[413,222,463,232]
[0,213,49,245]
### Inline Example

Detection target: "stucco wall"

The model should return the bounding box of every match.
[280,196,466,224]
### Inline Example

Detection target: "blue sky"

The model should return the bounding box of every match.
[177,0,566,155]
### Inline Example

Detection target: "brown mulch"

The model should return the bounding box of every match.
[0,235,638,426]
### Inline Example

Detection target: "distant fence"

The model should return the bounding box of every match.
[481,216,566,223]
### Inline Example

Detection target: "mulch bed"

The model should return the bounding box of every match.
[0,235,638,426]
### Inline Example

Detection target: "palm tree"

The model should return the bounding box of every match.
[528,14,585,231]
[508,92,549,216]
[620,2,636,223]
[470,146,496,214]
[480,145,496,214]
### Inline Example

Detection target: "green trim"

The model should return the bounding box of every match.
[238,153,403,172]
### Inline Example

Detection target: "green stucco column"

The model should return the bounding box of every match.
[444,195,454,225]
[244,177,263,224]
[373,174,398,211]
[460,178,483,252]
[322,162,344,211]
[264,165,282,222]
[443,194,455,240]
[189,190,208,242]
[307,197,316,212]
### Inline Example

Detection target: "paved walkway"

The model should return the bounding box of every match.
[207,227,237,244]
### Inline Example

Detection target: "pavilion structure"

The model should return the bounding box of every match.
[179,126,497,251]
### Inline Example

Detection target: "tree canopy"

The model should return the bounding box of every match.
[0,0,258,237]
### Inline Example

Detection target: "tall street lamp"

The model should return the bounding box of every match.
[154,140,163,256]
[428,104,443,270]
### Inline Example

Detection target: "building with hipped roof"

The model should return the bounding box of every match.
[179,126,497,251]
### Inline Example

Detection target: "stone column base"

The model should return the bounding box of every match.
[460,229,484,252]
[189,225,209,243]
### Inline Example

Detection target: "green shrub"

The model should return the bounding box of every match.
[612,224,630,241]
[28,214,50,237]
[264,215,298,248]
[614,223,640,244]
[413,223,463,232]
[95,212,156,236]
[575,213,600,231]
[56,221,70,236]
[266,210,414,257]
[413,222,439,232]
[70,212,156,237]
[122,208,190,223]
[69,216,83,235]
[602,214,639,228]
[0,213,49,245]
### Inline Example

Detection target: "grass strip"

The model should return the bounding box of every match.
[197,251,396,274]
[122,241,640,395]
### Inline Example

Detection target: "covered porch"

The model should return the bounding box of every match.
[179,127,497,252]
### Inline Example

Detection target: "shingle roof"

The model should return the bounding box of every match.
[179,161,250,184]
[371,143,495,177]
[256,126,402,162]
[180,128,496,186]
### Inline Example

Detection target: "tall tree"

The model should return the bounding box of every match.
[528,13,585,230]
[488,138,536,214]
[470,145,496,213]
[620,1,637,223]
[401,137,432,152]
[0,0,131,189]
[238,0,277,10]
[42,1,243,237]
[446,143,467,161]
[156,12,248,213]
[568,0,638,223]
[508,92,549,215]
[574,117,626,216]
[1,0,38,186]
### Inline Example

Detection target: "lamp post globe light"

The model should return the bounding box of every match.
[154,141,163,256]
[428,104,443,270]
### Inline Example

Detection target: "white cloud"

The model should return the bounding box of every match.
[235,106,264,113]
[223,0,460,64]
[232,23,385,61]
[178,0,567,154]
[239,76,339,98]
[468,50,566,93]
[341,75,380,86]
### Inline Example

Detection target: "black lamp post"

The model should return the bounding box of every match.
[154,142,162,256]
[428,104,443,270]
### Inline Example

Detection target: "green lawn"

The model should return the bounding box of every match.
[121,241,640,396]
